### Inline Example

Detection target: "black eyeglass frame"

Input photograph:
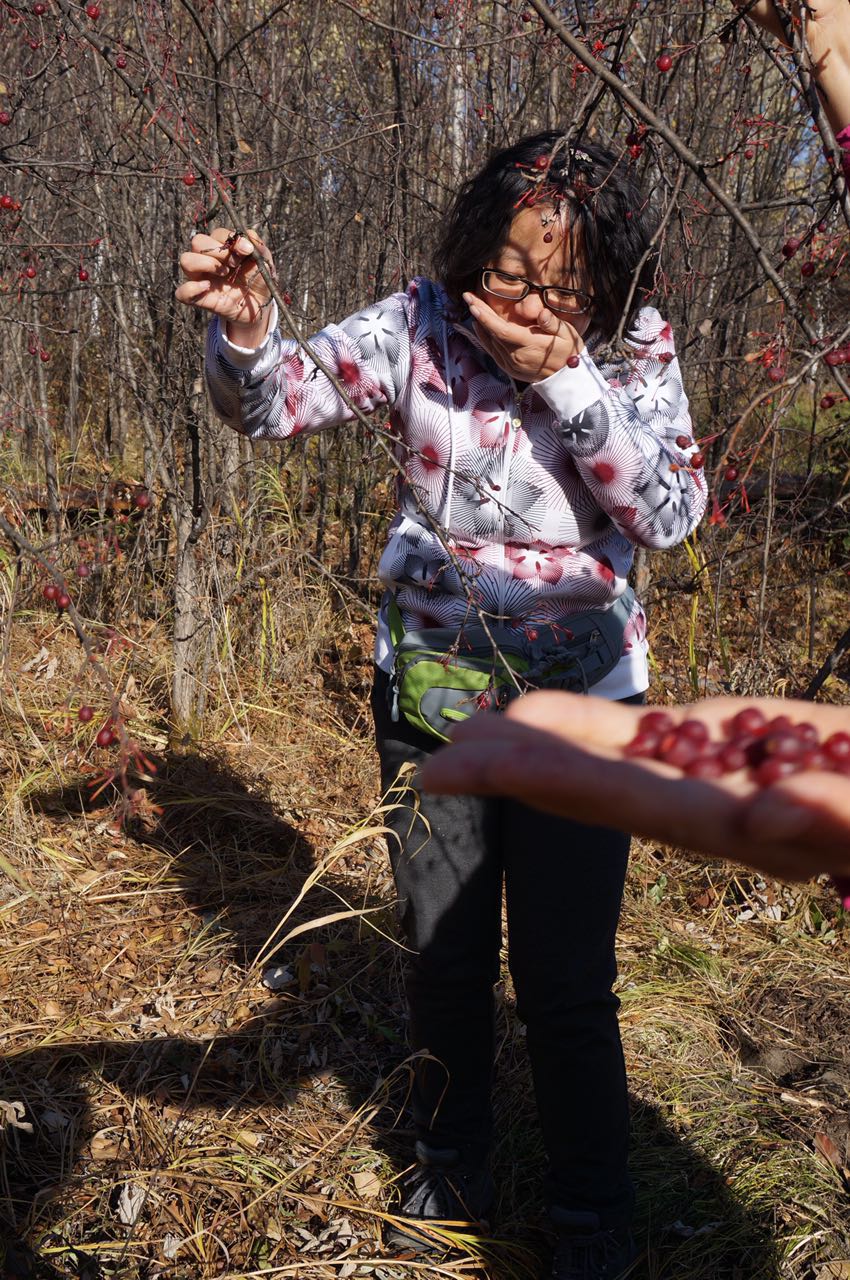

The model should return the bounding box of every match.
[479,268,593,316]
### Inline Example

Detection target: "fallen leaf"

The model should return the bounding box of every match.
[90,1130,123,1160]
[43,1001,63,1019]
[236,138,253,154]
[20,646,50,673]
[815,1131,843,1169]
[0,1100,33,1134]
[162,1234,182,1260]
[816,1265,850,1280]
[352,1167,382,1198]
[115,1182,145,1225]
[237,1129,263,1149]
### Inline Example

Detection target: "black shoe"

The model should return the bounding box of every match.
[384,1140,495,1258]
[549,1208,637,1279]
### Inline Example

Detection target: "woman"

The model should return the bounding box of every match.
[176,132,707,1279]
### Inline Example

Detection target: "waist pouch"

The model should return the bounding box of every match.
[387,589,635,742]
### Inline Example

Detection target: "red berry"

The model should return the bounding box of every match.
[801,260,816,277]
[753,757,800,786]
[675,435,692,448]
[24,265,36,279]
[744,148,754,159]
[658,731,700,769]
[782,237,801,258]
[78,268,89,281]
[689,451,705,468]
[76,562,91,577]
[282,290,293,306]
[658,351,674,364]
[824,350,844,367]
[678,718,710,745]
[56,591,71,609]
[724,465,739,482]
[534,154,550,170]
[95,726,115,748]
[685,755,725,780]
[0,195,13,210]
[85,3,100,17]
[793,722,820,746]
[623,730,661,758]
[0,112,11,126]
[566,354,581,369]
[182,172,196,187]
[638,711,675,736]
[628,144,643,160]
[78,705,94,723]
[116,54,127,69]
[625,130,642,146]
[762,731,806,761]
[719,743,749,773]
[27,342,37,356]
[521,10,533,21]
[33,1,47,12]
[764,714,793,735]
[133,490,151,509]
[729,707,767,736]
[820,395,836,409]
[766,366,784,383]
[656,53,673,73]
[800,748,828,771]
[39,349,49,362]
[42,582,58,601]
[824,732,850,763]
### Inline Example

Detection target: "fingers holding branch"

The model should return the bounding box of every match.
[176,226,277,325]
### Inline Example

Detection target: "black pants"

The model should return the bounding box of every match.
[371,669,639,1230]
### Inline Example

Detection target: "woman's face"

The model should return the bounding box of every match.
[473,205,593,338]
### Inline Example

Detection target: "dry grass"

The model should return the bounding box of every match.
[2,557,850,1280]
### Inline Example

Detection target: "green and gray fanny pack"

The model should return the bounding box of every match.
[387,589,635,742]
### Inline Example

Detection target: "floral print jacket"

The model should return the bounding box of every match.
[205,278,707,697]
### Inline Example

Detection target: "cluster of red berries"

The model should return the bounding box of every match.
[42,582,71,610]
[77,705,115,747]
[824,346,850,368]
[675,434,704,469]
[0,195,22,212]
[625,707,850,786]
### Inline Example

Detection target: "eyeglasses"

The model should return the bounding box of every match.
[480,269,593,316]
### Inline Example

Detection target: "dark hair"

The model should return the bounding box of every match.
[432,131,658,341]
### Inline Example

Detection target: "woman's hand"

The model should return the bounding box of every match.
[176,227,277,341]
[419,690,850,884]
[462,291,585,382]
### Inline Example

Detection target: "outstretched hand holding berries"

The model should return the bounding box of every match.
[176,227,276,346]
[419,692,850,886]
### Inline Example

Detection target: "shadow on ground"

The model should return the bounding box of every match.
[1,752,782,1279]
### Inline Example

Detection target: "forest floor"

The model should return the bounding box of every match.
[2,587,850,1280]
